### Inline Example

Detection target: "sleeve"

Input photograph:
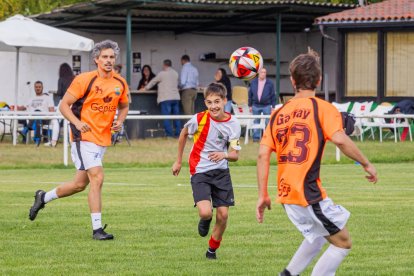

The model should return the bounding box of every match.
[145,73,161,90]
[119,79,130,103]
[184,114,198,135]
[260,116,276,151]
[179,67,186,88]
[66,75,86,100]
[320,103,344,140]
[47,95,55,108]
[228,119,241,151]
[248,83,253,107]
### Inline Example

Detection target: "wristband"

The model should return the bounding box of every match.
[223,151,228,159]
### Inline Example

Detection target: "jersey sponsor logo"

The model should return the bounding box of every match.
[103,96,113,103]
[278,178,291,197]
[91,96,117,113]
[276,108,311,125]
[215,131,225,145]
[95,85,103,94]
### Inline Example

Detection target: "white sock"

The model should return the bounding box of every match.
[311,244,350,276]
[91,213,102,230]
[44,188,59,203]
[286,237,327,275]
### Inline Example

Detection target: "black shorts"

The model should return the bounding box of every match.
[190,169,235,208]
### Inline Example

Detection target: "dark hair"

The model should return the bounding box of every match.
[163,59,172,67]
[114,64,123,73]
[138,64,157,89]
[204,82,227,99]
[59,63,74,79]
[34,81,43,86]
[141,65,155,80]
[216,68,231,98]
[289,48,321,92]
[181,55,190,62]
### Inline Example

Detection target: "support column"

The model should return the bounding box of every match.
[275,14,281,104]
[126,9,132,86]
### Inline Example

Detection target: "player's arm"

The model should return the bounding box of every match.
[112,102,129,132]
[172,126,189,176]
[59,92,91,133]
[330,131,378,183]
[256,144,273,223]
[208,139,240,162]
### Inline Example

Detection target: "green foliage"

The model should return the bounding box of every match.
[0,0,86,20]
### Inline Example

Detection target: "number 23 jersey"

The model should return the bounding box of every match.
[261,97,344,207]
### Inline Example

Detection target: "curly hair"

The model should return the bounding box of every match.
[92,40,120,59]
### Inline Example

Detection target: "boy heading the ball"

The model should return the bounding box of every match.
[256,49,377,275]
[172,82,241,259]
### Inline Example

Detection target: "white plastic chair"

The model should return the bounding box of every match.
[245,112,266,144]
[332,102,351,113]
[351,101,374,141]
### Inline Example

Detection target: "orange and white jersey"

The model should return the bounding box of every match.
[67,70,129,146]
[261,97,344,207]
[185,111,241,175]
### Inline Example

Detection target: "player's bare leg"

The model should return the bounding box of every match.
[311,227,352,276]
[86,166,112,240]
[196,200,213,237]
[29,170,89,221]
[206,206,229,259]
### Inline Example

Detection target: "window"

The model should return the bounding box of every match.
[345,32,378,97]
[386,32,414,97]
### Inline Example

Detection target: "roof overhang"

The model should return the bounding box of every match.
[30,0,356,34]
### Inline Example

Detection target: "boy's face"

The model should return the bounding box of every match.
[204,94,227,120]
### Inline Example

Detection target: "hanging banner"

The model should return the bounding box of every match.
[133,52,141,73]
[72,55,81,75]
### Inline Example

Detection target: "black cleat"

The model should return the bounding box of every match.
[206,249,217,260]
[93,224,114,240]
[29,190,46,221]
[279,268,293,276]
[198,218,212,237]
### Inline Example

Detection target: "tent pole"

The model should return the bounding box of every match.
[13,46,21,146]
[126,9,132,86]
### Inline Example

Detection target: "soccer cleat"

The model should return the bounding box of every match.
[93,224,114,240]
[198,218,212,237]
[205,249,217,260]
[29,190,46,221]
[279,268,293,276]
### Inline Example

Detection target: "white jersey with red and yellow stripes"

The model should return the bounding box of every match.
[185,110,241,175]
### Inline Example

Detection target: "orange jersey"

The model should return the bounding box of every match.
[261,97,343,207]
[67,70,129,146]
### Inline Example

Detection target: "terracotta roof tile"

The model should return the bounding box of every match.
[315,0,414,24]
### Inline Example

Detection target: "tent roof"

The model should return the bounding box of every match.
[30,0,356,34]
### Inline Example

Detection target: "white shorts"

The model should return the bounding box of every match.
[284,198,350,243]
[71,141,106,170]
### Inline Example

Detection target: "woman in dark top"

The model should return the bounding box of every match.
[57,63,74,103]
[214,68,232,112]
[137,65,156,90]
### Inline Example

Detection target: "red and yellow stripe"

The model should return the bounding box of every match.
[189,111,210,175]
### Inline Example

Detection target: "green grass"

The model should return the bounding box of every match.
[0,138,414,169]
[0,164,413,275]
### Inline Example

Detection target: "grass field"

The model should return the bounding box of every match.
[0,139,414,275]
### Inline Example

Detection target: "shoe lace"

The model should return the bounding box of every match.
[102,224,108,231]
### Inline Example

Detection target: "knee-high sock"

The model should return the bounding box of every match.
[286,237,326,275]
[311,244,350,276]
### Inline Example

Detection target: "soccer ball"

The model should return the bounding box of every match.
[229,47,263,81]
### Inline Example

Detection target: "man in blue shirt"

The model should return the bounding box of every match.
[248,68,276,142]
[179,55,199,115]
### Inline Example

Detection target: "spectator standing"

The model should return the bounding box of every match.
[143,59,181,137]
[248,68,276,142]
[137,65,156,90]
[214,68,232,113]
[56,63,75,105]
[179,55,199,115]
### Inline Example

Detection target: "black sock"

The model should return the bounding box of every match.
[208,247,216,253]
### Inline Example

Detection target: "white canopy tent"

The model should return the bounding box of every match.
[0,14,94,145]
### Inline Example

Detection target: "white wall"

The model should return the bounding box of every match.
[0,29,337,105]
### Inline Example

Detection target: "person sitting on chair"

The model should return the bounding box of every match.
[17,81,59,146]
